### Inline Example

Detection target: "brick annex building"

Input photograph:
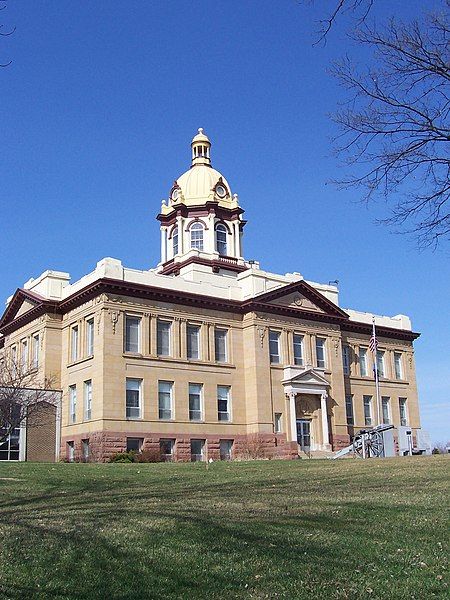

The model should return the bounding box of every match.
[0,130,423,462]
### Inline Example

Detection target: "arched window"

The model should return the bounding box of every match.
[172,226,178,256]
[215,224,227,255]
[190,222,204,251]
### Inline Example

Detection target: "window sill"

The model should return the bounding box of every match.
[122,354,236,368]
[67,355,94,368]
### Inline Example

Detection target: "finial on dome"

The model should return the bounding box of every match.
[191,127,212,167]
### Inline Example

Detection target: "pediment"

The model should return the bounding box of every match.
[247,280,348,319]
[0,289,48,332]
[283,367,330,387]
[271,292,325,313]
[15,299,38,319]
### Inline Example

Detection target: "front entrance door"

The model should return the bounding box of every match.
[296,419,311,451]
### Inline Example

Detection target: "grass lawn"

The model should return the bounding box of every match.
[0,456,448,599]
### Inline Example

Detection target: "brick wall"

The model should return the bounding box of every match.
[26,402,57,462]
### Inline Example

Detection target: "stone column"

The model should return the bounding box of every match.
[160,227,167,263]
[176,215,183,255]
[201,322,209,361]
[208,324,215,361]
[289,392,298,442]
[143,313,150,355]
[321,391,331,450]
[180,319,187,360]
[174,318,181,359]
[150,314,157,357]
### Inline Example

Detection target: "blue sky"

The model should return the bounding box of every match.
[1,1,448,443]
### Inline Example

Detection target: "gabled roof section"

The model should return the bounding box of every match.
[0,288,58,333]
[284,368,330,386]
[243,280,349,320]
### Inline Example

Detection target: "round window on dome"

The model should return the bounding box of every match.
[171,188,180,201]
[215,185,227,198]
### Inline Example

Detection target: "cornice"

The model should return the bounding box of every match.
[157,202,245,226]
[0,277,420,342]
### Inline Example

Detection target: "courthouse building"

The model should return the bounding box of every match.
[0,129,422,462]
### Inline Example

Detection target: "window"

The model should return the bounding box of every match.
[172,226,179,256]
[274,413,282,433]
[11,345,17,370]
[363,395,372,426]
[189,383,203,421]
[86,318,94,356]
[342,345,350,375]
[191,439,205,462]
[32,334,39,369]
[359,348,368,377]
[157,320,171,356]
[190,222,204,251]
[69,385,77,424]
[126,378,142,419]
[215,328,227,362]
[82,439,90,462]
[399,398,408,426]
[126,438,143,453]
[71,326,78,362]
[220,439,233,461]
[84,380,92,420]
[187,324,200,360]
[217,386,231,421]
[345,395,354,425]
[124,316,141,353]
[376,350,385,378]
[394,352,403,380]
[269,330,280,364]
[0,406,20,461]
[293,334,303,366]
[158,381,173,420]
[67,441,75,462]
[160,439,175,462]
[21,340,28,372]
[215,224,227,255]
[316,337,326,368]
[382,397,390,424]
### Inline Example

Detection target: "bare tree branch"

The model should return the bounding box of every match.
[0,358,60,446]
[301,0,375,45]
[0,1,14,67]
[331,7,450,247]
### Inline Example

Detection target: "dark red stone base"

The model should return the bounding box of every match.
[61,431,299,463]
[331,434,351,451]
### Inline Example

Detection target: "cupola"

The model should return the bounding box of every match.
[191,128,211,167]
[156,129,248,277]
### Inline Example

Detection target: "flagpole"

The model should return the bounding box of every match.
[371,316,382,427]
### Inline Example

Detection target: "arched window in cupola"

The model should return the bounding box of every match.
[172,226,179,256]
[215,223,228,256]
[190,222,204,251]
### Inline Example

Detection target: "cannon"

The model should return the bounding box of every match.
[331,424,395,459]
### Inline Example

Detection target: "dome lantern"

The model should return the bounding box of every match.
[191,128,211,167]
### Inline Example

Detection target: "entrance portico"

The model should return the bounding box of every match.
[283,367,331,452]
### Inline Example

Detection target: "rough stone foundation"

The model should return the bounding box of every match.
[61,431,299,463]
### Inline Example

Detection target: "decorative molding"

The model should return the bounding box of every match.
[332,337,339,357]
[257,326,266,347]
[0,277,420,344]
[109,310,120,334]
